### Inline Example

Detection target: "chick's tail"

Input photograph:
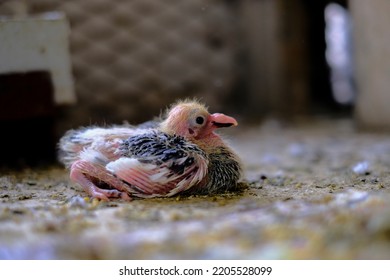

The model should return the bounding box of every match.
[57,128,93,168]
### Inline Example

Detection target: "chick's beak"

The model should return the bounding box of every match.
[209,113,238,128]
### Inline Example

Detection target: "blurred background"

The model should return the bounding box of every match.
[0,0,388,165]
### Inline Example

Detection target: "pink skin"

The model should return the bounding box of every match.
[70,160,132,201]
[68,106,238,201]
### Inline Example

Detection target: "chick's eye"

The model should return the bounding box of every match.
[195,116,204,125]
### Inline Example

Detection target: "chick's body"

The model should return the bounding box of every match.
[58,101,242,201]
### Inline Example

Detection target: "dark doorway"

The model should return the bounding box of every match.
[303,0,353,115]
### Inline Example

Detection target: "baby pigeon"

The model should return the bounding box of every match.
[58,100,242,201]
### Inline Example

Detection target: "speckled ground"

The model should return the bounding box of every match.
[1,118,390,259]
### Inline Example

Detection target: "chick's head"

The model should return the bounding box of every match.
[160,100,238,141]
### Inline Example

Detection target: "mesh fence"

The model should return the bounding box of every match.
[1,0,241,124]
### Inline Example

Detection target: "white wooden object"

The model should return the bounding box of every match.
[0,12,75,104]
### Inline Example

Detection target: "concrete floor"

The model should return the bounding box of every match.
[1,118,390,259]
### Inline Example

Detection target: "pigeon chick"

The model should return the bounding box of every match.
[58,100,242,201]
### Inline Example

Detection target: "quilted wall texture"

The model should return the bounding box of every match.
[1,0,241,126]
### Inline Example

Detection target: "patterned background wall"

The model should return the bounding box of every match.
[0,0,242,128]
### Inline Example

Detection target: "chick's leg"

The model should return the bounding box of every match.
[70,160,131,201]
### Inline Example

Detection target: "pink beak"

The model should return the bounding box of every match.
[208,113,238,128]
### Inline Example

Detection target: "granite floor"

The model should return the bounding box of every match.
[1,118,390,259]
